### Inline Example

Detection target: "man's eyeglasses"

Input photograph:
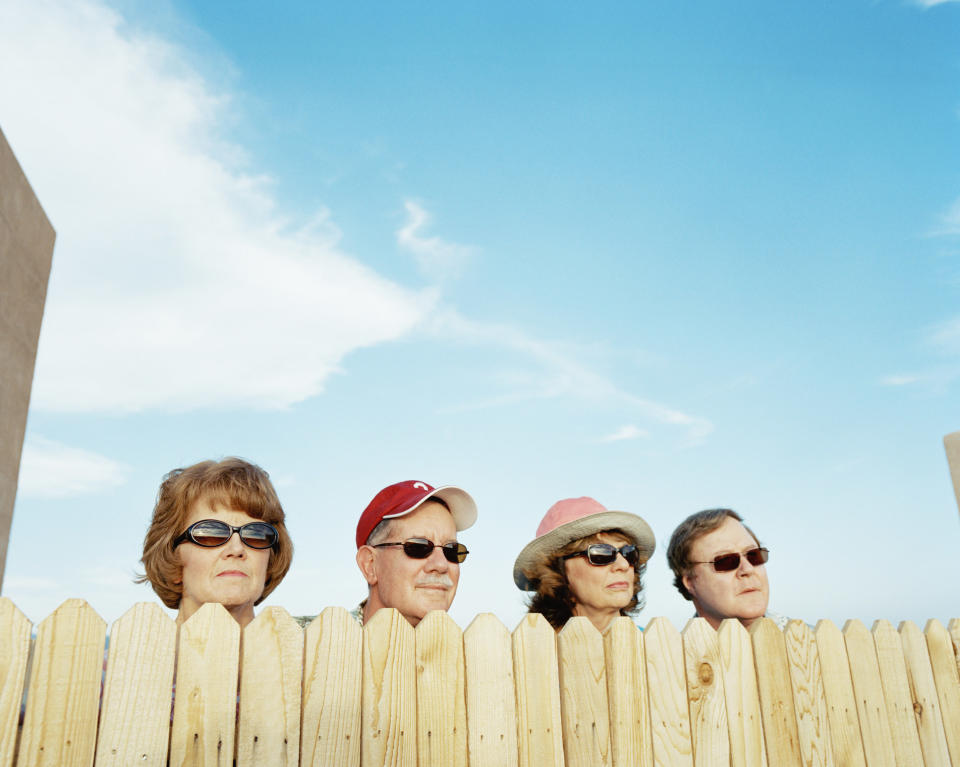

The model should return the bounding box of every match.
[173,519,279,550]
[690,547,769,572]
[372,538,469,564]
[562,543,641,567]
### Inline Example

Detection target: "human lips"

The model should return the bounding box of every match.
[606,580,631,590]
[216,570,248,578]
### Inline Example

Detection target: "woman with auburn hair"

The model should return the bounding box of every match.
[138,457,293,627]
[513,496,655,633]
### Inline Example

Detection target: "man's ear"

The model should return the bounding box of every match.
[356,546,378,586]
[681,571,696,600]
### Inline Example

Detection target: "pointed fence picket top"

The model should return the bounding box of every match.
[604,617,653,767]
[749,618,801,767]
[0,597,31,767]
[870,620,925,766]
[681,618,728,767]
[415,611,467,767]
[237,606,303,767]
[781,620,831,767]
[301,606,362,767]
[556,617,611,767]
[362,607,416,767]
[463,613,517,767]
[899,620,951,767]
[94,602,177,767]
[17,598,106,767]
[949,619,960,679]
[169,602,242,767]
[841,620,895,767]
[512,612,564,767]
[716,619,766,767]
[643,617,693,767]
[923,619,960,766]
[813,620,866,767]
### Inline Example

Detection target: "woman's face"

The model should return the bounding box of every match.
[176,501,271,626]
[563,531,636,616]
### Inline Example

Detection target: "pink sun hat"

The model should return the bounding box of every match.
[513,496,656,591]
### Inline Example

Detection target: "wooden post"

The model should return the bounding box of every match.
[945,431,960,515]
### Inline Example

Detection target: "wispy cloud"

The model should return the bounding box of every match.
[0,0,431,413]
[18,437,129,499]
[599,425,649,442]
[879,374,921,386]
[913,0,960,7]
[396,200,473,281]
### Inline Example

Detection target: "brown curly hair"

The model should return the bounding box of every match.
[524,530,647,630]
[136,458,293,609]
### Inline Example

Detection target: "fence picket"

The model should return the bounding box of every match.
[923,619,960,765]
[94,602,176,767]
[362,607,416,767]
[813,620,866,767]
[682,619,728,767]
[949,618,960,679]
[169,603,241,767]
[557,617,611,767]
[463,613,518,767]
[899,620,951,767]
[0,598,31,767]
[16,598,106,767]
[717,619,766,767]
[237,607,302,767]
[782,620,831,767]
[840,619,894,767]
[604,617,653,767]
[415,611,467,767]
[512,613,564,767]
[870,620,925,766]
[644,617,693,767]
[750,617,801,767]
[300,607,362,767]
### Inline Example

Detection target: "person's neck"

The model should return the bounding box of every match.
[570,604,620,633]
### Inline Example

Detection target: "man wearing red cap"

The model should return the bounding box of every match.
[353,480,478,626]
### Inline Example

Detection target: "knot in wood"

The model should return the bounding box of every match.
[913,701,923,715]
[698,662,714,685]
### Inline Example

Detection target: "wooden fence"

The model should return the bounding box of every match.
[1,598,959,767]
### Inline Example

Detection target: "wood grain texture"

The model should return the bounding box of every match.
[899,620,951,767]
[949,618,960,681]
[644,617,694,767]
[813,620,866,767]
[95,602,177,767]
[870,621,925,767]
[512,613,563,767]
[301,606,362,767]
[682,619,728,767]
[557,617,611,767]
[463,613,518,767]
[717,619,767,767]
[17,598,106,767]
[841,620,894,767]
[604,617,653,767]
[237,607,303,767]
[169,603,242,767]
[750,618,802,767]
[923,619,960,766]
[0,598,31,767]
[415,611,467,767]
[782,620,831,767]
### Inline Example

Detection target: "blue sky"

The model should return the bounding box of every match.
[1,0,959,631]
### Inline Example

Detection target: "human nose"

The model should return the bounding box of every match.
[423,545,450,572]
[222,530,246,556]
[610,551,630,571]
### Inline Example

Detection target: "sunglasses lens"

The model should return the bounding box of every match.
[745,548,769,566]
[190,520,232,547]
[585,544,617,566]
[620,544,640,566]
[440,543,468,563]
[712,553,741,572]
[240,523,278,549]
[402,539,435,559]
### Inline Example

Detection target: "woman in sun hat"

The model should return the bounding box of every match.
[513,496,655,632]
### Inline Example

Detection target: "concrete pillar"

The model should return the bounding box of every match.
[0,124,55,590]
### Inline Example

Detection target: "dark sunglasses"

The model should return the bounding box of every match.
[372,538,469,564]
[690,547,769,572]
[173,519,279,550]
[562,543,641,567]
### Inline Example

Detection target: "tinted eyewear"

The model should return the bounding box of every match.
[562,543,640,567]
[173,519,279,550]
[372,538,469,564]
[691,547,769,572]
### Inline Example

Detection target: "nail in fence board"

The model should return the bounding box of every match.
[605,617,653,767]
[17,599,106,767]
[463,613,518,767]
[95,602,177,767]
[416,611,467,767]
[841,620,895,767]
[682,618,728,767]
[557,617,611,767]
[750,618,802,767]
[301,607,362,767]
[870,620,925,766]
[644,617,693,767]
[717,619,767,767]
[899,620,951,766]
[923,619,960,766]
[0,598,31,767]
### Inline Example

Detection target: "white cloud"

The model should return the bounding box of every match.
[18,437,129,499]
[879,374,920,386]
[914,0,960,6]
[0,0,432,413]
[396,200,473,281]
[599,425,649,442]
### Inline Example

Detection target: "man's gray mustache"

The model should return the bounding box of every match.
[416,575,454,588]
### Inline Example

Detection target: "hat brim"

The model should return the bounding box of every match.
[385,485,478,533]
[512,511,656,591]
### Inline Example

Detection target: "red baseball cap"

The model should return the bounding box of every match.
[355,480,478,548]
